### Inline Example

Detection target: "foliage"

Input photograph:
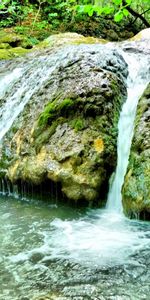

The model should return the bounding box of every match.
[0,0,32,27]
[75,0,150,25]
[0,0,149,31]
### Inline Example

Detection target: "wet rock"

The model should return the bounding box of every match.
[122,83,150,218]
[0,33,127,204]
[129,28,150,41]
[121,29,150,56]
[38,32,107,49]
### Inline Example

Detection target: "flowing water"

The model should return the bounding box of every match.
[0,43,150,300]
[0,54,63,141]
[107,49,150,212]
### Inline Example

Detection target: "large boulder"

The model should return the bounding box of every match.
[122,83,150,218]
[0,31,107,60]
[0,34,127,204]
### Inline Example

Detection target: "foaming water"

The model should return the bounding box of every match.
[49,210,150,266]
[107,51,150,213]
[1,195,150,299]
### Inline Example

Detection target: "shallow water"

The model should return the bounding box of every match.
[1,195,150,300]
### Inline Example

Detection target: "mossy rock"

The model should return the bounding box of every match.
[0,47,30,60]
[0,42,11,49]
[37,32,108,49]
[0,30,23,44]
[0,42,127,204]
[38,98,74,127]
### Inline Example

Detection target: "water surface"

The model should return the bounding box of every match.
[1,195,150,300]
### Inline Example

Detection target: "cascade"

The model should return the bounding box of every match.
[0,52,67,198]
[0,44,149,206]
[0,52,66,142]
[106,49,150,213]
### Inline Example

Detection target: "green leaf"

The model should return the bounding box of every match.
[95,6,103,16]
[113,0,122,5]
[114,11,124,22]
[0,4,5,9]
[123,8,129,16]
[48,13,58,17]
[103,6,114,15]
[83,5,93,14]
[75,5,85,13]
[88,8,94,17]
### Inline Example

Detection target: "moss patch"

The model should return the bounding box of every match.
[0,47,30,60]
[37,32,108,50]
[38,98,74,127]
[34,117,65,152]
[70,118,85,132]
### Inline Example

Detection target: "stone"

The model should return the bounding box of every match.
[0,33,127,204]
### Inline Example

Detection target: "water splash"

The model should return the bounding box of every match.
[106,50,150,213]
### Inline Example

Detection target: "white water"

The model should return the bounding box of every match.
[0,65,55,141]
[0,53,66,142]
[107,51,150,213]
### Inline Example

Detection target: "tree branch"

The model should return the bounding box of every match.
[122,0,150,27]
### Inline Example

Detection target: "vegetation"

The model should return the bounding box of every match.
[38,98,74,127]
[70,118,85,132]
[0,0,149,36]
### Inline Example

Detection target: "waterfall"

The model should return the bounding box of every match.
[106,50,150,213]
[0,63,57,141]
[0,44,149,206]
[0,52,68,142]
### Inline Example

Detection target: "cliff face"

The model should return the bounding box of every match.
[122,83,150,218]
[0,34,127,204]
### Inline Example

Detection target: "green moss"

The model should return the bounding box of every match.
[0,31,22,44]
[37,33,108,50]
[0,49,12,59]
[70,118,85,132]
[0,43,10,49]
[0,47,29,60]
[10,47,29,56]
[34,117,65,152]
[38,98,74,127]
